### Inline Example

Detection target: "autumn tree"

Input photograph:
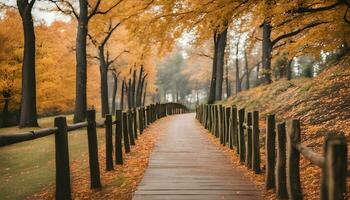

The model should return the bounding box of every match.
[50,0,123,122]
[88,19,122,117]
[127,0,251,103]
[16,0,38,127]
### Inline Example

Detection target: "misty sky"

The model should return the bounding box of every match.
[1,0,70,24]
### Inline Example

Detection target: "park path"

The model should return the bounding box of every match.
[132,113,261,200]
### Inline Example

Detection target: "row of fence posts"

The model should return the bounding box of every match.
[55,102,187,200]
[196,104,348,200]
[195,104,261,173]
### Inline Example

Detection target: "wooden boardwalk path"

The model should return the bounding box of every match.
[132,113,261,200]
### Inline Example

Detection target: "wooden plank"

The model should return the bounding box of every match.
[132,114,261,200]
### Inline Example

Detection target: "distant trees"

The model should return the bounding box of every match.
[157,51,190,103]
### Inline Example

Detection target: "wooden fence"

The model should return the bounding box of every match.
[196,104,348,200]
[0,102,188,200]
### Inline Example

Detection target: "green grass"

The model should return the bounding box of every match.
[0,114,106,200]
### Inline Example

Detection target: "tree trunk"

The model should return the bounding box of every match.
[262,21,273,84]
[17,0,38,127]
[176,90,179,103]
[136,66,144,106]
[286,59,292,80]
[111,72,118,114]
[73,0,88,123]
[139,75,147,106]
[2,92,10,127]
[98,47,109,117]
[127,79,132,109]
[143,82,147,106]
[131,69,136,107]
[215,27,228,101]
[208,33,218,104]
[225,62,230,98]
[256,62,260,85]
[244,51,250,90]
[120,80,125,110]
[279,65,286,80]
[235,42,241,94]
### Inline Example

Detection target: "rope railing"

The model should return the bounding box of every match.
[196,104,348,200]
[0,102,189,200]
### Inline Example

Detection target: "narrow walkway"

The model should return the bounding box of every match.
[133,113,261,200]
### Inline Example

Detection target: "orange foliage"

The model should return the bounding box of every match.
[0,10,101,116]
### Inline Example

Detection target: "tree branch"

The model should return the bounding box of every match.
[87,33,98,47]
[271,21,328,46]
[29,0,36,9]
[344,7,350,23]
[107,50,130,67]
[48,0,79,19]
[292,1,341,13]
[100,21,122,48]
[88,0,124,20]
[88,0,101,17]
[196,52,213,59]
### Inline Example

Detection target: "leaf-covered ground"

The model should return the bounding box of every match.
[216,56,350,199]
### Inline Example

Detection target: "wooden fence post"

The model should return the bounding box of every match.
[136,108,143,135]
[133,108,138,140]
[286,119,302,200]
[252,111,261,173]
[143,107,147,128]
[230,106,238,150]
[127,110,135,145]
[321,134,347,200]
[87,109,102,189]
[146,106,150,126]
[204,105,208,129]
[223,107,227,146]
[219,105,224,145]
[142,107,146,131]
[115,110,123,165]
[163,104,166,117]
[211,105,215,134]
[167,103,170,116]
[232,106,238,147]
[206,105,210,130]
[54,116,71,200]
[225,107,231,146]
[222,106,227,146]
[105,114,113,171]
[208,105,212,132]
[214,105,219,138]
[275,122,288,198]
[238,108,245,163]
[123,112,131,153]
[245,112,252,168]
[144,107,148,127]
[265,114,276,189]
[152,104,156,122]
